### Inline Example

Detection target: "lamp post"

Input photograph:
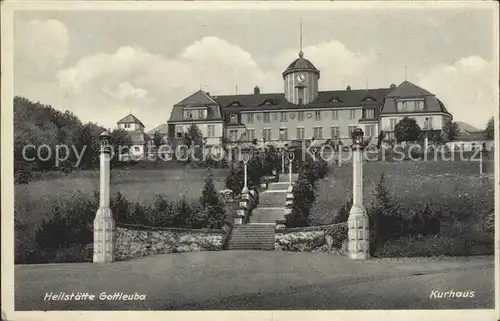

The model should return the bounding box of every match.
[348,128,370,260]
[286,151,295,190]
[93,131,115,263]
[280,140,285,174]
[241,152,251,195]
[479,144,483,176]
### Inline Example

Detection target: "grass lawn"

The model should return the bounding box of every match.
[310,159,495,226]
[15,167,229,226]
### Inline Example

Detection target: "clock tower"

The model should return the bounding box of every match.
[283,50,320,105]
[282,21,320,105]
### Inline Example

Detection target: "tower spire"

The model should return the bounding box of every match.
[299,18,303,58]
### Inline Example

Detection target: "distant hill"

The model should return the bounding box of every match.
[455,121,480,133]
[147,123,169,135]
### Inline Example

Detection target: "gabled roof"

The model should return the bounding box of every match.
[386,80,433,98]
[117,114,145,127]
[174,90,218,107]
[168,90,224,123]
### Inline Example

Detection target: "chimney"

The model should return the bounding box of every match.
[254,86,260,95]
[346,85,351,91]
[206,92,210,96]
[390,83,397,89]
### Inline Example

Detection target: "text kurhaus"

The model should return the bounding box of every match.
[429,290,475,299]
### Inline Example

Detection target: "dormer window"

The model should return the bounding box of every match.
[362,97,376,102]
[231,101,241,107]
[365,108,375,119]
[396,99,425,112]
[330,97,343,103]
[260,99,275,106]
[230,114,238,124]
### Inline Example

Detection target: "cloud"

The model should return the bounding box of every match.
[16,27,495,131]
[15,19,69,82]
[273,41,378,89]
[44,36,380,129]
[417,56,497,129]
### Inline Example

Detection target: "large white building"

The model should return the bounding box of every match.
[162,49,452,148]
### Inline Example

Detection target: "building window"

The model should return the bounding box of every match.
[198,109,204,119]
[425,117,433,130]
[228,130,238,142]
[349,110,356,119]
[207,125,215,137]
[246,113,253,123]
[263,112,271,123]
[175,126,184,138]
[348,126,357,138]
[365,125,376,137]
[390,119,397,131]
[331,126,340,139]
[280,112,287,122]
[298,88,304,104]
[247,129,255,141]
[397,99,425,112]
[332,110,339,120]
[365,109,375,119]
[279,128,288,140]
[263,128,272,141]
[230,114,238,124]
[296,128,305,140]
[124,123,131,129]
[298,111,305,121]
[315,110,321,121]
[313,127,323,139]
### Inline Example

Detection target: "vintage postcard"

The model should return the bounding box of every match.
[1,1,499,321]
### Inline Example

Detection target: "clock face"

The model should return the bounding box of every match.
[296,73,306,83]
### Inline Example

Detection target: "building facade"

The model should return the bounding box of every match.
[166,50,452,148]
[116,114,151,158]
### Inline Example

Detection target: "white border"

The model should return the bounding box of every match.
[1,2,499,321]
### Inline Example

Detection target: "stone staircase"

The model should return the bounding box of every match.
[225,173,299,251]
[225,223,275,250]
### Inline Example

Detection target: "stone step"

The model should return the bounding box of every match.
[259,191,287,207]
[226,224,276,250]
[278,173,298,183]
[267,182,291,191]
[251,207,287,224]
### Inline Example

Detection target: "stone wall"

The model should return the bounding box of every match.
[275,223,348,253]
[115,224,227,261]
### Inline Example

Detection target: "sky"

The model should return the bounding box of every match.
[13,4,498,131]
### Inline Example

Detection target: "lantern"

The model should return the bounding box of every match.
[99,131,111,152]
[352,128,364,145]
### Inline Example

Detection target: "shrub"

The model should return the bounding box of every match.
[225,165,244,195]
[373,233,494,257]
[333,197,352,224]
[367,173,406,252]
[285,175,315,227]
[408,201,440,235]
[14,161,33,184]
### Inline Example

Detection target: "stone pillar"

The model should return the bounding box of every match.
[338,143,342,168]
[348,130,370,260]
[479,147,483,175]
[93,131,115,263]
[281,151,285,173]
[236,193,249,225]
[284,184,294,218]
